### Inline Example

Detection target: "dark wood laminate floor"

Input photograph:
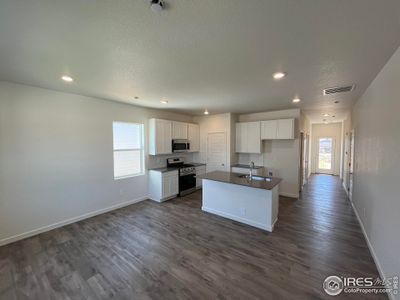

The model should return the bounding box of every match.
[0,175,386,299]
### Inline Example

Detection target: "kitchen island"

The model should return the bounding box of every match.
[201,171,281,232]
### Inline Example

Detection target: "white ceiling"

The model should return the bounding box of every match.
[0,0,399,122]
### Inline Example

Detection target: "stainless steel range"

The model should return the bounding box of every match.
[167,158,196,196]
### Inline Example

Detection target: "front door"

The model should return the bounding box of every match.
[316,137,335,174]
[206,132,227,173]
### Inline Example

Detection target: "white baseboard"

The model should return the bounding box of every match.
[350,201,394,300]
[279,192,299,199]
[202,206,274,232]
[0,196,148,247]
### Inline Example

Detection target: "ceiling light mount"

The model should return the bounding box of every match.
[273,72,286,80]
[61,75,73,83]
[292,97,301,103]
[146,0,165,12]
[204,109,209,115]
[160,99,168,104]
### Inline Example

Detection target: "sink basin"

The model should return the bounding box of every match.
[238,174,272,182]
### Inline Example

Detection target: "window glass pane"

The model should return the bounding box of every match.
[318,138,332,170]
[114,150,142,178]
[113,122,142,150]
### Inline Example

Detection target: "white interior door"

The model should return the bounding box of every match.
[316,137,335,174]
[206,132,227,172]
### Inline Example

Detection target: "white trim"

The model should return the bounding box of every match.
[0,196,148,247]
[350,201,394,300]
[342,181,349,196]
[279,192,299,199]
[202,206,275,232]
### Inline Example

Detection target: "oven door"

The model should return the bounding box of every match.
[179,174,196,195]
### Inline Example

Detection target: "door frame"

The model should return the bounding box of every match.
[316,136,336,174]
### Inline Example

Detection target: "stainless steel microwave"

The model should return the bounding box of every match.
[172,139,190,152]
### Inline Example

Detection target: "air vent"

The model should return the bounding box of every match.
[323,85,355,95]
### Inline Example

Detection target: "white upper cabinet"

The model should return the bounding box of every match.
[149,118,172,155]
[277,119,295,139]
[261,120,278,139]
[261,118,294,140]
[172,121,188,139]
[188,123,200,152]
[236,122,261,153]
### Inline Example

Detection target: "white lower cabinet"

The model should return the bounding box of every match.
[149,170,179,202]
[195,165,206,188]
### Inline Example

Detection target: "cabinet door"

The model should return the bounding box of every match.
[236,123,248,153]
[277,119,294,139]
[162,177,171,198]
[170,175,179,195]
[235,123,242,152]
[247,122,261,153]
[261,120,278,139]
[188,123,200,152]
[172,122,188,139]
[162,120,172,153]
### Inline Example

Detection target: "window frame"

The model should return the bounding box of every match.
[112,121,145,180]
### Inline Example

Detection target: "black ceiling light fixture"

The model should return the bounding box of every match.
[145,0,165,12]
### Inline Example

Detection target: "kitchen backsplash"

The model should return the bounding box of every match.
[147,153,195,169]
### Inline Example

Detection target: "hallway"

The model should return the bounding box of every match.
[0,175,385,299]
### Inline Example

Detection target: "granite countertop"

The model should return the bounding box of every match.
[200,171,281,190]
[149,167,178,173]
[189,162,206,167]
[231,164,264,169]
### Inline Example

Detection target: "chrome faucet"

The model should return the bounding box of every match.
[249,161,255,179]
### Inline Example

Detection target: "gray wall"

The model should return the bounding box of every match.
[0,81,193,244]
[352,46,400,294]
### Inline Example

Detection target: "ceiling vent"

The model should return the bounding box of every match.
[323,85,355,95]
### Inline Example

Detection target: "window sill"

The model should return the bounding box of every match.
[114,172,145,180]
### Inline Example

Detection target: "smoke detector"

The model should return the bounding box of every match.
[146,0,165,12]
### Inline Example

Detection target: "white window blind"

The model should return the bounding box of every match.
[113,122,144,179]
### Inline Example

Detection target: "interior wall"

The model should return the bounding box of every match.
[238,109,301,198]
[351,46,400,289]
[193,113,233,171]
[310,122,342,175]
[0,81,194,245]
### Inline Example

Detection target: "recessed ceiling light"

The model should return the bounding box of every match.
[332,115,335,118]
[323,113,330,117]
[292,97,301,103]
[273,72,286,80]
[61,75,73,82]
[134,96,139,100]
[204,109,209,115]
[160,99,168,104]
[334,101,340,104]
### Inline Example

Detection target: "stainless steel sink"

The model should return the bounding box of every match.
[238,174,272,182]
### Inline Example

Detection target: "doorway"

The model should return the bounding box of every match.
[316,137,335,174]
[206,132,227,173]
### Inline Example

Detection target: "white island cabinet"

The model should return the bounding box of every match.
[201,171,281,232]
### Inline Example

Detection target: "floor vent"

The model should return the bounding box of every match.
[323,85,355,95]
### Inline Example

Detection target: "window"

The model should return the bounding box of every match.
[113,122,144,179]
